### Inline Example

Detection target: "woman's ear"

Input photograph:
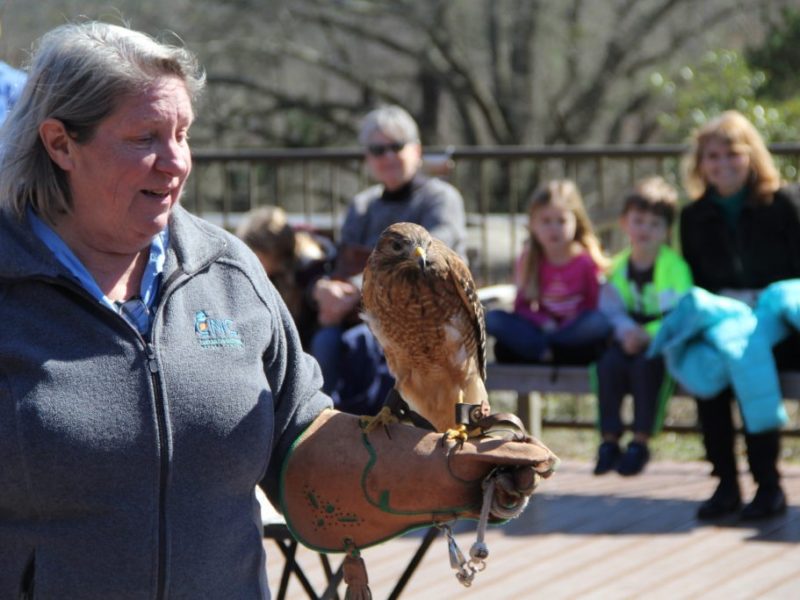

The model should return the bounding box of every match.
[39,118,75,171]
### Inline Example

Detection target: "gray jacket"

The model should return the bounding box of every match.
[0,204,331,599]
[340,175,467,259]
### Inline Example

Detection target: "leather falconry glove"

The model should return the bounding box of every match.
[279,409,557,595]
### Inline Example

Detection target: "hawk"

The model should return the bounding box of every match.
[361,222,489,436]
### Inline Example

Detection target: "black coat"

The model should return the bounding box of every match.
[679,184,800,293]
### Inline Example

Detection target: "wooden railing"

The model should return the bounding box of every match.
[186,143,800,286]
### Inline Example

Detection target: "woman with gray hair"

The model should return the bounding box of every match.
[0,22,553,600]
[0,21,335,598]
[310,105,467,410]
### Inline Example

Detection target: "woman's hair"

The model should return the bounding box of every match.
[682,110,781,204]
[236,206,297,269]
[0,21,206,224]
[357,105,420,146]
[520,179,607,301]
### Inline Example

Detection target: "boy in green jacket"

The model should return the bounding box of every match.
[594,176,693,476]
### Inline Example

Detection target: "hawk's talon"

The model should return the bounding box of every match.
[360,406,399,433]
[444,424,470,445]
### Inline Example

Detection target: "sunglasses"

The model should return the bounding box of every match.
[366,141,407,157]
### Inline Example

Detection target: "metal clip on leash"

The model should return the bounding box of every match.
[440,410,534,588]
[438,472,496,588]
[440,522,478,587]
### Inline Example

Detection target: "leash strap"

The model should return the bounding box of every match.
[442,463,531,587]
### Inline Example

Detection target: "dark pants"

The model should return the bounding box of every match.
[696,334,800,488]
[596,342,666,436]
[323,322,394,417]
[310,322,394,410]
[696,389,780,487]
[486,309,611,364]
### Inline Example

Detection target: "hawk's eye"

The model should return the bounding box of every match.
[391,240,404,252]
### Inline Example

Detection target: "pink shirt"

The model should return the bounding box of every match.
[513,249,602,328]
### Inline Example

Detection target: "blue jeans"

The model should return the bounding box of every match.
[310,325,344,395]
[486,309,611,363]
[596,342,666,436]
[310,322,394,415]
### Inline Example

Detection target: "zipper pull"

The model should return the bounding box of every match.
[146,344,159,374]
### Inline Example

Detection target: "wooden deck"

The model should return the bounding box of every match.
[264,459,800,599]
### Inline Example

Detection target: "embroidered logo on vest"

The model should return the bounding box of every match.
[194,310,243,348]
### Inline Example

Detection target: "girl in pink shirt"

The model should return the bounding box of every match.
[487,179,611,363]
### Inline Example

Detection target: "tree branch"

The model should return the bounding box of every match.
[623,2,759,77]
[553,0,585,101]
[402,10,514,142]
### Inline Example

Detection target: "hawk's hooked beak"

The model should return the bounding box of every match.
[414,246,427,270]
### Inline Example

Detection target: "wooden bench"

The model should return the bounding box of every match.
[485,362,800,440]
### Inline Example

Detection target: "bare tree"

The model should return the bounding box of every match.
[1,0,790,148]
[184,0,785,147]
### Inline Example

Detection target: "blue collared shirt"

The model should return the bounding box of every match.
[28,207,168,335]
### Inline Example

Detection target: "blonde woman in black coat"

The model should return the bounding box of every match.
[680,110,800,521]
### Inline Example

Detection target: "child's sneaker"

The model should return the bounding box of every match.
[617,441,650,476]
[593,441,621,475]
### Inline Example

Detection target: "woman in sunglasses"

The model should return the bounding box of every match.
[310,105,467,412]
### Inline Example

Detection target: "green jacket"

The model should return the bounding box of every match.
[602,245,693,339]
